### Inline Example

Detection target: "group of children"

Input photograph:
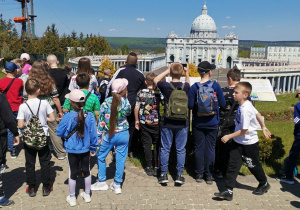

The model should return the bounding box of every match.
[1,51,299,207]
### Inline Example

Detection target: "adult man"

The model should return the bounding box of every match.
[47,54,70,105]
[106,52,146,158]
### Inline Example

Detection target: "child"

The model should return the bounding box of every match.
[153,63,190,185]
[17,78,55,197]
[56,89,98,207]
[63,72,100,122]
[98,68,111,104]
[135,73,161,176]
[276,86,300,184]
[214,82,271,201]
[0,62,23,158]
[0,92,20,207]
[188,61,226,184]
[20,53,32,75]
[91,78,131,194]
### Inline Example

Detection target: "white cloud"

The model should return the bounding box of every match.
[226,16,231,19]
[136,18,145,22]
[157,27,161,30]
[99,19,103,22]
[108,29,118,32]
[221,25,236,29]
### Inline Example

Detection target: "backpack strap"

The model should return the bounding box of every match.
[64,111,88,140]
[36,100,41,116]
[169,83,176,90]
[85,92,92,102]
[25,102,34,116]
[180,83,185,90]
[207,80,214,88]
[3,78,15,95]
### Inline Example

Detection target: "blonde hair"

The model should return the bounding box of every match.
[235,82,252,97]
[103,68,111,76]
[170,63,183,79]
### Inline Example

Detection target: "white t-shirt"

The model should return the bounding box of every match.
[233,100,259,145]
[68,74,98,93]
[17,98,53,136]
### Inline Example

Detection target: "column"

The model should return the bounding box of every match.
[144,61,146,72]
[292,76,296,92]
[276,77,280,93]
[271,77,275,89]
[297,76,300,88]
[288,76,292,93]
[283,76,286,93]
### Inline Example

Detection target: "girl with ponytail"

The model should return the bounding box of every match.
[56,89,98,207]
[91,78,131,194]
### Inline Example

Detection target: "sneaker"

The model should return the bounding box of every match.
[0,164,8,174]
[214,171,224,179]
[0,196,14,207]
[175,175,185,185]
[110,182,122,194]
[252,182,271,195]
[58,154,67,160]
[158,174,168,184]
[206,176,214,185]
[91,181,108,191]
[195,174,203,183]
[42,186,53,196]
[145,167,153,176]
[26,186,36,197]
[80,192,91,203]
[153,167,160,177]
[66,195,76,207]
[10,150,17,159]
[214,190,233,201]
[276,177,294,185]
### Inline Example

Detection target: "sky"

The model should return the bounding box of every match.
[0,0,299,41]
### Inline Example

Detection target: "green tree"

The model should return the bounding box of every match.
[238,49,250,58]
[121,44,129,55]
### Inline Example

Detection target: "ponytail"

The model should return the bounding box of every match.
[109,92,121,137]
[70,100,86,139]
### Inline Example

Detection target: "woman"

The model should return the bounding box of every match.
[28,60,66,160]
[68,57,98,93]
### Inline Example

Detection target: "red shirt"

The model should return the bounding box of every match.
[0,77,23,112]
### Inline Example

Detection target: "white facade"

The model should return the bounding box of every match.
[267,46,300,63]
[166,3,239,68]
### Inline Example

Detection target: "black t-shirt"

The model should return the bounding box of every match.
[48,68,69,104]
[157,81,190,128]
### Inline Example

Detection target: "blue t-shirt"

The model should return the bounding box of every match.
[188,80,225,128]
[157,81,190,128]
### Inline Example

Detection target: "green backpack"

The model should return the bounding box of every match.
[23,100,47,150]
[165,83,189,120]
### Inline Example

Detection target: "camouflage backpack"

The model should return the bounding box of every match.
[23,100,47,150]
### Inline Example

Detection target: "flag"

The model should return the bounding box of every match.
[218,52,222,62]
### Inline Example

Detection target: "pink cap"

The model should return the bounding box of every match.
[111,78,128,94]
[65,89,86,102]
[20,53,30,61]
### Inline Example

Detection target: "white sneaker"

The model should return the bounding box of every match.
[91,181,108,191]
[110,182,121,194]
[66,195,76,207]
[80,192,91,203]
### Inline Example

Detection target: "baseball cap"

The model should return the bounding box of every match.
[197,61,216,74]
[4,62,20,72]
[65,89,86,102]
[295,86,300,98]
[112,78,128,94]
[20,53,30,61]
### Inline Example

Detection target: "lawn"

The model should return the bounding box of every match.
[0,72,5,79]
[130,93,299,176]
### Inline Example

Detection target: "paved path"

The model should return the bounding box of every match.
[3,146,300,210]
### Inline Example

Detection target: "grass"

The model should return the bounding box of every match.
[130,92,300,176]
[0,72,5,79]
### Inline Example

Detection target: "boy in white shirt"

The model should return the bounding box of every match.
[214,82,271,201]
[17,79,55,197]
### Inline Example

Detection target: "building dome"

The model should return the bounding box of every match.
[190,4,217,38]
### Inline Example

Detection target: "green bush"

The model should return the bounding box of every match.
[258,134,285,163]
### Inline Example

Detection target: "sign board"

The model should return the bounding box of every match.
[240,79,277,102]
[166,77,201,86]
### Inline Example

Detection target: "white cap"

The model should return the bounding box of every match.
[20,53,30,61]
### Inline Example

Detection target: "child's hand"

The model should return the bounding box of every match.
[221,135,230,143]
[262,128,271,139]
[90,152,96,157]
[58,112,64,120]
[135,121,140,130]
[183,63,189,73]
[13,136,20,146]
[98,138,102,144]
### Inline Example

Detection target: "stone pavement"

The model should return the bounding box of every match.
[3,147,300,210]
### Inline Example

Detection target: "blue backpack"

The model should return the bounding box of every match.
[196,81,218,117]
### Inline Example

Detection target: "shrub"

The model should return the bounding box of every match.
[259,134,285,163]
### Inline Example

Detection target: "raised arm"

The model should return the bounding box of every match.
[184,63,190,85]
[153,65,170,86]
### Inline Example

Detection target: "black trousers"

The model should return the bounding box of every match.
[0,136,8,197]
[68,152,90,180]
[127,111,135,154]
[225,141,267,190]
[215,125,235,176]
[24,138,51,188]
[140,124,160,168]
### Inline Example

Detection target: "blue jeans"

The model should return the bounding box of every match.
[160,126,188,175]
[97,131,129,184]
[7,111,18,152]
[193,126,218,177]
[286,137,300,179]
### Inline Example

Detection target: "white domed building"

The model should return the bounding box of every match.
[166,3,239,68]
